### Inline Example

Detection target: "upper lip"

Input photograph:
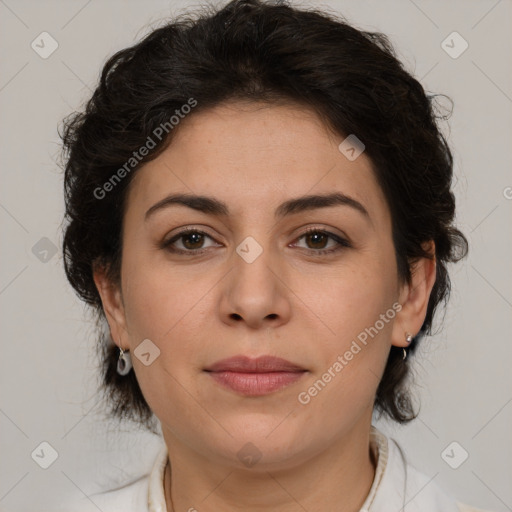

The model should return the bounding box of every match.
[204,355,306,373]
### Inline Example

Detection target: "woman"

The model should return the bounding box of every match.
[61,0,485,510]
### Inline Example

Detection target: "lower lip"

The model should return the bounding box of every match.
[206,371,306,396]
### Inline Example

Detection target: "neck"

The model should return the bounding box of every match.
[162,420,377,512]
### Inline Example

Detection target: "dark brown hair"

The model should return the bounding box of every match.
[60,0,468,429]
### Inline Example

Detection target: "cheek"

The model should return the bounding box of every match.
[120,253,218,403]
[297,255,396,351]
[121,245,212,341]
[293,249,397,414]
[120,263,208,419]
[295,301,392,437]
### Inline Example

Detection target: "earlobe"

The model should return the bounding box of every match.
[391,242,437,348]
[92,263,127,349]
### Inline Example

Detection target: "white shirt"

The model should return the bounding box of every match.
[80,426,490,511]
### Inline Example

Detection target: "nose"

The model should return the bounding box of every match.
[219,250,292,330]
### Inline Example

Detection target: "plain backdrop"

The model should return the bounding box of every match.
[1,1,511,511]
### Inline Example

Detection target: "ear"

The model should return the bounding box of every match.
[391,241,437,348]
[92,261,129,350]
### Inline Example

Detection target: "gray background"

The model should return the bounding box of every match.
[1,0,511,510]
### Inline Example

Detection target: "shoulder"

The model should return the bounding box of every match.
[381,436,461,511]
[366,427,494,512]
[70,441,168,512]
[73,474,150,512]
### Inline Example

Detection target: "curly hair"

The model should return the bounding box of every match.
[60,0,468,429]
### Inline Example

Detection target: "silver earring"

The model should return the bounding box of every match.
[117,347,132,376]
[403,332,413,360]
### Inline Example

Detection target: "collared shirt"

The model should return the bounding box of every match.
[83,426,490,511]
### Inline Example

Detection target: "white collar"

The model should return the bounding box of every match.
[147,425,461,511]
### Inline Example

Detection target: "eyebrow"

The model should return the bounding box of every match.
[144,192,371,223]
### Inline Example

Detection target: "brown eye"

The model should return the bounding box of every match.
[304,231,329,249]
[294,229,351,255]
[162,227,350,257]
[181,231,206,250]
[163,229,218,254]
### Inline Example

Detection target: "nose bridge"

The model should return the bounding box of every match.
[232,233,277,300]
[221,232,291,327]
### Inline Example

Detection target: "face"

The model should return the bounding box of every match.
[97,100,429,471]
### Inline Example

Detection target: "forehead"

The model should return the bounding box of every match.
[124,101,390,226]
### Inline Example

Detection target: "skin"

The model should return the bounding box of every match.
[94,100,436,512]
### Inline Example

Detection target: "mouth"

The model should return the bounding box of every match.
[203,355,307,396]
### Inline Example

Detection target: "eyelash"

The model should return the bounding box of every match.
[162,227,351,256]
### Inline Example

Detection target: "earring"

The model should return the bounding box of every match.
[117,347,132,376]
[403,332,413,360]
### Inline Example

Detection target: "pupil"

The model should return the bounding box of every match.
[184,233,203,249]
[308,232,326,249]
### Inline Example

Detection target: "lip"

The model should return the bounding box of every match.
[204,356,307,396]
[204,355,306,373]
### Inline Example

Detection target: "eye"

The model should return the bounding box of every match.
[162,228,219,254]
[292,228,351,255]
[162,227,351,256]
